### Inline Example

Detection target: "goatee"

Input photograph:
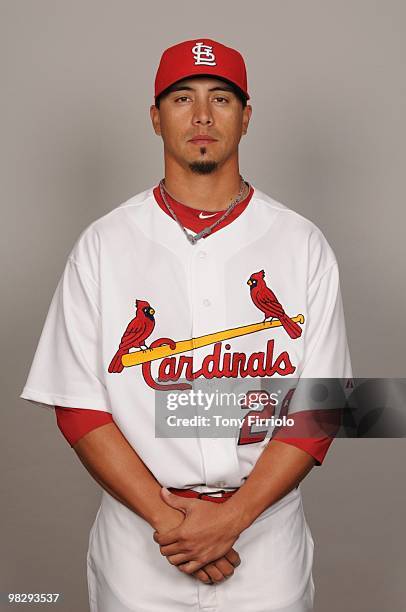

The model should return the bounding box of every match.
[188,160,218,175]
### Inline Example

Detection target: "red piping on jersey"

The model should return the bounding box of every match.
[152,183,254,235]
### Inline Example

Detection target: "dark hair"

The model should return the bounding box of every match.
[155,75,248,109]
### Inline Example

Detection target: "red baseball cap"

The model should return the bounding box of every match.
[154,38,250,102]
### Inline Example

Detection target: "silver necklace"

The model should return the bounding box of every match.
[159,175,250,245]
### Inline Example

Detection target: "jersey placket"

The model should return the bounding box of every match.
[188,240,241,490]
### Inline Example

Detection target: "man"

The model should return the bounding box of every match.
[20,38,352,611]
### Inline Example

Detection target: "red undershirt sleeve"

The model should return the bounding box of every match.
[55,407,114,447]
[273,433,333,466]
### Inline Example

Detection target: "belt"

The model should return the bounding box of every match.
[168,487,238,504]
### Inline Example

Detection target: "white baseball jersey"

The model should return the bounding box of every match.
[20,184,352,611]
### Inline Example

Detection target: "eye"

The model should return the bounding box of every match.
[174,96,190,102]
[214,96,229,103]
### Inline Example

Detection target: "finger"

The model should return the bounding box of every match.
[192,569,212,584]
[153,530,180,545]
[159,543,186,557]
[167,553,191,566]
[160,488,191,514]
[224,549,241,567]
[200,563,226,583]
[177,560,205,575]
[212,557,235,578]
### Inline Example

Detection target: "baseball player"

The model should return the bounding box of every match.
[20,38,353,611]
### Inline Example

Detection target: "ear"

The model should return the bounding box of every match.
[242,104,252,135]
[150,104,162,136]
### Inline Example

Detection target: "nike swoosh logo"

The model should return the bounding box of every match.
[199,212,218,219]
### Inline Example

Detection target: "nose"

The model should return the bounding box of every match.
[192,98,213,126]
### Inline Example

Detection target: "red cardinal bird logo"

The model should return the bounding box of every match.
[247,270,302,339]
[108,299,156,373]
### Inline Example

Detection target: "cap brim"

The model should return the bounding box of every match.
[155,73,249,102]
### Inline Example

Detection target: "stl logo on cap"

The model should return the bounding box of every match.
[191,42,216,66]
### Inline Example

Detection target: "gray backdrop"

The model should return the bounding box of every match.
[1,1,405,610]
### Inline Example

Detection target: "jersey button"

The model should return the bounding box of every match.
[198,251,207,259]
[214,481,226,488]
[202,298,211,307]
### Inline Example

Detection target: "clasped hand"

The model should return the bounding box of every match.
[153,487,243,583]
